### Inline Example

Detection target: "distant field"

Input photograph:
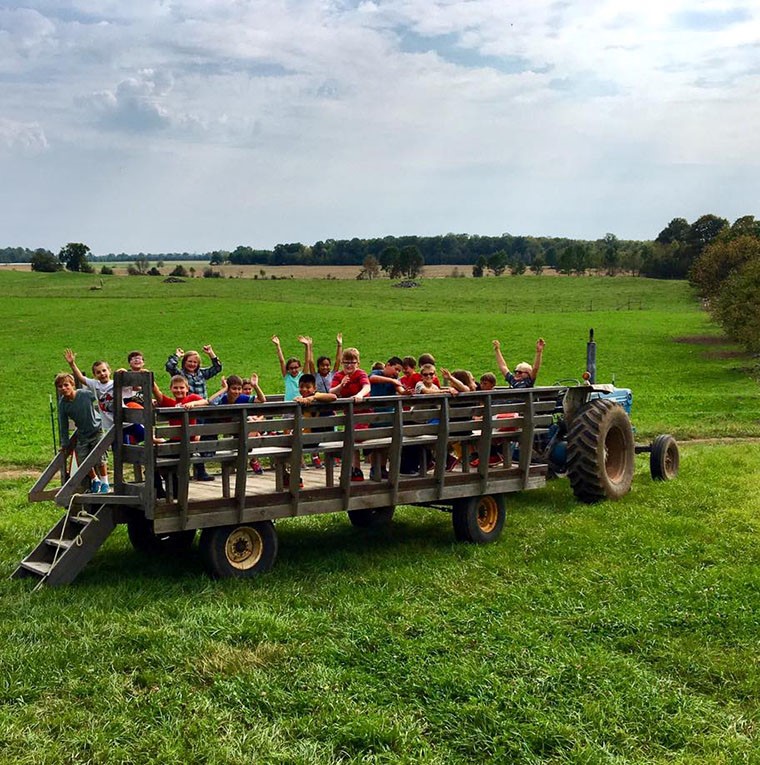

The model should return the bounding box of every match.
[2,262,477,279]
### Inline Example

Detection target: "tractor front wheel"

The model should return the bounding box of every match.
[567,398,635,503]
[650,434,679,481]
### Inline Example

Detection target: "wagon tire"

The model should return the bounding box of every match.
[650,434,679,481]
[452,494,506,544]
[567,398,635,503]
[200,521,278,579]
[347,506,395,528]
[127,513,196,554]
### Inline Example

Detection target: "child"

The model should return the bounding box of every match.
[368,357,405,480]
[121,350,148,406]
[414,364,456,395]
[400,356,422,393]
[272,335,311,401]
[55,372,110,493]
[152,375,208,422]
[414,364,460,472]
[209,374,266,406]
[479,372,497,391]
[165,344,222,480]
[492,338,545,388]
[152,375,207,494]
[241,378,254,397]
[312,333,343,394]
[209,374,267,475]
[330,348,372,481]
[295,373,338,406]
[64,349,115,430]
[418,353,441,387]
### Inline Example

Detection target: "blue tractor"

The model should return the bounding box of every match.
[534,329,680,503]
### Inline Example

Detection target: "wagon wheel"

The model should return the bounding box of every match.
[127,513,196,554]
[566,398,635,503]
[650,434,679,481]
[452,494,506,543]
[347,506,395,528]
[200,521,278,579]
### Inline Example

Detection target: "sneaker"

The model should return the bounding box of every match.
[351,467,364,482]
[90,479,102,493]
[99,482,110,493]
[445,454,460,472]
[249,458,263,475]
[311,455,323,469]
[489,454,502,466]
[195,469,215,481]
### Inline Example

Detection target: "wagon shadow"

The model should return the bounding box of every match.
[71,508,463,588]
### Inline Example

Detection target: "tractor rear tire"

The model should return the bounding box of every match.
[348,506,395,528]
[200,521,278,579]
[567,398,635,504]
[452,494,506,543]
[650,434,679,481]
[127,514,196,554]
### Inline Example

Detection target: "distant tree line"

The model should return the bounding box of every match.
[18,213,757,288]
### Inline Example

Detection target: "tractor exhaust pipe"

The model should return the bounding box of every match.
[586,328,596,384]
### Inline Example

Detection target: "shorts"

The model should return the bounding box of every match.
[75,430,107,466]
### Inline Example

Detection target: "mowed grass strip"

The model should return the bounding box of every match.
[1,445,759,762]
[1,271,757,467]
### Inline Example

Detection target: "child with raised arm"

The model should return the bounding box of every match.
[492,338,545,388]
[55,372,110,493]
[165,344,222,480]
[330,347,372,481]
[272,335,312,400]
[313,333,343,394]
[64,349,115,431]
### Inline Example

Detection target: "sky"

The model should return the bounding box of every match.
[1,1,759,255]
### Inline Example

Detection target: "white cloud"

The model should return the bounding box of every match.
[0,117,48,154]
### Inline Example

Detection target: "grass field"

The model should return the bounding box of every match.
[1,270,759,763]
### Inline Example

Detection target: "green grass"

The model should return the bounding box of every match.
[2,271,759,763]
[1,271,757,468]
[1,446,760,763]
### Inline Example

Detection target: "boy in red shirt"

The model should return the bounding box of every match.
[329,347,371,481]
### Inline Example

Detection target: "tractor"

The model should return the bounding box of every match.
[533,329,680,503]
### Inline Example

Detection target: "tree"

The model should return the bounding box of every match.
[529,254,545,275]
[397,245,424,279]
[487,250,508,276]
[379,246,400,278]
[601,233,620,276]
[58,242,93,273]
[472,256,486,278]
[170,264,189,277]
[711,260,760,353]
[359,254,380,280]
[690,234,760,297]
[509,259,526,276]
[134,255,150,274]
[656,218,690,245]
[30,249,62,272]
